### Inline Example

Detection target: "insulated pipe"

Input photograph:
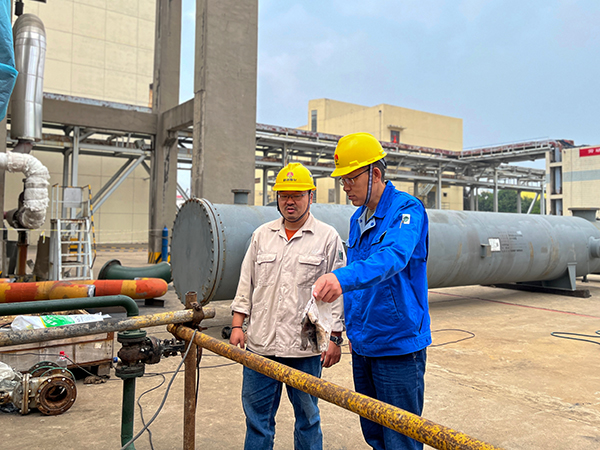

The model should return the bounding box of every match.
[170,199,600,303]
[11,14,45,142]
[0,278,168,303]
[0,308,214,347]
[0,295,139,317]
[169,324,502,450]
[97,259,172,284]
[0,151,50,229]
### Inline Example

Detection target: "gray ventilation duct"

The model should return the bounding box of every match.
[10,14,45,145]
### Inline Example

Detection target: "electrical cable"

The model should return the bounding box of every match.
[136,372,166,450]
[430,329,476,347]
[551,330,600,346]
[119,329,197,450]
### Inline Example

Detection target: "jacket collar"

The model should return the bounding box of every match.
[269,212,316,236]
[358,181,394,219]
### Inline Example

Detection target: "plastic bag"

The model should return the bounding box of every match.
[11,313,106,331]
[300,287,332,353]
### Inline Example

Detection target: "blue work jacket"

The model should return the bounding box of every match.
[333,181,431,357]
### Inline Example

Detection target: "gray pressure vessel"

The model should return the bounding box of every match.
[170,198,600,304]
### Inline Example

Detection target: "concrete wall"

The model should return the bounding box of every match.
[23,0,155,107]
[191,0,257,204]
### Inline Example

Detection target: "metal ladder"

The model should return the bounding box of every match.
[49,185,94,280]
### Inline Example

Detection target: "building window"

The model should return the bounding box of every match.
[390,130,400,143]
[311,110,317,132]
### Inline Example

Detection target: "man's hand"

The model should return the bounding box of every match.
[321,340,341,368]
[313,273,342,303]
[230,328,245,349]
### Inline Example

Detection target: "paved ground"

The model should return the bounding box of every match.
[2,248,600,449]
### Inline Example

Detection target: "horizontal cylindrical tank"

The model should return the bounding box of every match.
[427,210,600,288]
[170,199,600,303]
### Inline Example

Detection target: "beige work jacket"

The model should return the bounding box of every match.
[230,214,346,357]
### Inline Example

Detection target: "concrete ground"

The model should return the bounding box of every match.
[2,247,600,449]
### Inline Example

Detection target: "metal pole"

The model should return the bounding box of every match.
[436,164,442,209]
[92,155,146,215]
[516,190,521,214]
[0,308,215,347]
[71,126,79,187]
[262,168,269,206]
[183,292,198,450]
[168,324,503,450]
[540,182,546,215]
[527,193,538,215]
[493,168,498,212]
[121,378,137,450]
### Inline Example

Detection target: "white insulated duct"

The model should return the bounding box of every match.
[0,151,49,229]
[10,14,45,142]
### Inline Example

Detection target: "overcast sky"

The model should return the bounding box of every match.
[180,0,600,152]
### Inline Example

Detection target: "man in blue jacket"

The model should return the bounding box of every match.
[313,132,431,450]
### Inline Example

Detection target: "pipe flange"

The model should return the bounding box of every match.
[36,376,77,416]
[117,329,147,345]
[115,362,145,379]
[28,361,60,377]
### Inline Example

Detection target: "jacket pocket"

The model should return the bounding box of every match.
[297,254,325,287]
[256,253,277,287]
[372,230,387,245]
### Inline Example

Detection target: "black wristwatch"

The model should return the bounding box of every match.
[330,335,343,346]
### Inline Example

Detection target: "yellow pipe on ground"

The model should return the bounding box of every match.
[168,324,502,450]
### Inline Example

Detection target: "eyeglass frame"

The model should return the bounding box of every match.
[338,168,369,187]
[277,192,309,202]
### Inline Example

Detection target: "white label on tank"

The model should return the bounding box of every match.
[489,238,501,252]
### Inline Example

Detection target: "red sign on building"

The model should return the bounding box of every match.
[579,146,600,157]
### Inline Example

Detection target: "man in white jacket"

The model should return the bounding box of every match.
[230,162,346,450]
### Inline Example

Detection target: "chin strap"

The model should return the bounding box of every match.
[365,164,374,206]
[277,193,312,225]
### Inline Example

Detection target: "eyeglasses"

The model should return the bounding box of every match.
[339,169,369,187]
[277,192,308,202]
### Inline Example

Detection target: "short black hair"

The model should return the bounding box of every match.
[373,159,386,182]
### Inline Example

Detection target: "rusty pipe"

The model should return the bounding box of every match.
[183,292,198,450]
[0,278,168,303]
[0,308,215,347]
[168,324,503,450]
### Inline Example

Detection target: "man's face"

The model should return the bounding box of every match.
[340,167,370,206]
[277,191,311,222]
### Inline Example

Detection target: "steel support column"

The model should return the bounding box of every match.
[262,168,269,206]
[436,164,442,209]
[70,126,80,187]
[493,168,498,212]
[516,190,521,214]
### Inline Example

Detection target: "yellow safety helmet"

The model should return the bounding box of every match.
[331,132,387,177]
[273,162,316,191]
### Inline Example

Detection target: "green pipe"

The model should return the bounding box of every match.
[0,295,139,317]
[121,377,137,450]
[98,259,172,284]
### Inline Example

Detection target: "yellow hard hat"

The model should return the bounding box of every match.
[273,162,316,191]
[331,132,387,177]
